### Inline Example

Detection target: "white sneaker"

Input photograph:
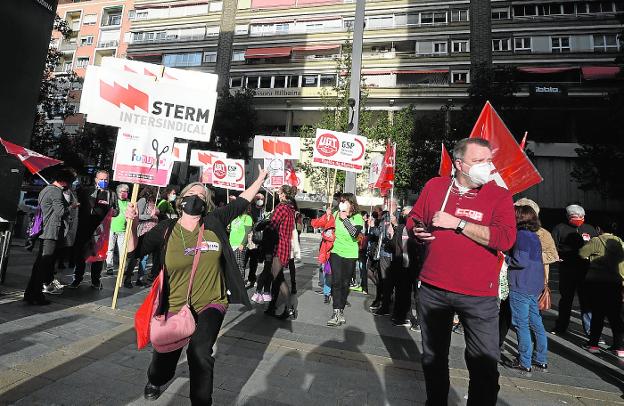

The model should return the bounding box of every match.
[251,293,261,303]
[52,279,64,289]
[42,283,63,295]
[262,294,272,302]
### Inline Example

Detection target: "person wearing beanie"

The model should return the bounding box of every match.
[551,204,598,336]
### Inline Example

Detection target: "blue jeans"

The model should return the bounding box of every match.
[509,290,548,368]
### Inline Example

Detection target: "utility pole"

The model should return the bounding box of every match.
[344,0,366,194]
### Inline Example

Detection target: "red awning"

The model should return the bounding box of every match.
[245,47,292,59]
[581,66,621,80]
[517,66,578,74]
[292,44,340,52]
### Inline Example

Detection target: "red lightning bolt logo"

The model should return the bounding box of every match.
[99,81,149,111]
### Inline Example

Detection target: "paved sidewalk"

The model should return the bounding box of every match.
[0,235,623,405]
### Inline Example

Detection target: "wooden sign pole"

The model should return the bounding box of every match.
[111,183,140,309]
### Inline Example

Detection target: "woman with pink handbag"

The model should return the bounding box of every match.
[126,167,268,405]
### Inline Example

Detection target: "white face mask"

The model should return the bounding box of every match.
[169,194,177,202]
[339,202,349,212]
[462,161,492,186]
[256,200,264,207]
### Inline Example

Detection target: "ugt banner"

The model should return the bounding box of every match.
[312,129,367,173]
[112,129,174,187]
[80,65,217,142]
[212,158,246,191]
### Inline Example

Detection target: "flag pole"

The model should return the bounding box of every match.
[35,172,50,185]
[111,183,140,310]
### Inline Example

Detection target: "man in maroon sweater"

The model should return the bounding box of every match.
[407,138,516,406]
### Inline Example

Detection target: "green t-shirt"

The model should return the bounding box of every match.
[332,212,364,259]
[165,223,227,313]
[110,200,128,233]
[229,214,253,248]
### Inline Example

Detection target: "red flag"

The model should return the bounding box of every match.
[519,132,528,150]
[469,102,542,195]
[375,142,395,195]
[0,138,63,174]
[438,143,453,177]
[285,160,299,187]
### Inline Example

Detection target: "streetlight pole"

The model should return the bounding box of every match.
[344,0,366,194]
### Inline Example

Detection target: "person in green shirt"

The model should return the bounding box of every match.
[156,186,178,220]
[327,192,364,327]
[229,206,253,279]
[105,183,129,275]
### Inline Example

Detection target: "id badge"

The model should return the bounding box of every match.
[199,241,220,252]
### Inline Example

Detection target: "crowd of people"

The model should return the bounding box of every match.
[22,137,624,405]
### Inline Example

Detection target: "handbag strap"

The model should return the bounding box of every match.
[186,223,205,304]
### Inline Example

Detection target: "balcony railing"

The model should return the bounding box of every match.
[58,41,77,51]
[130,34,209,44]
[54,64,74,73]
[97,40,119,48]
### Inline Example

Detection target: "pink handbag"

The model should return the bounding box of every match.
[150,225,204,353]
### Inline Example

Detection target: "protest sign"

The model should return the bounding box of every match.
[101,57,218,92]
[172,143,188,162]
[312,129,367,173]
[369,155,383,188]
[253,136,300,160]
[263,158,284,188]
[112,129,174,187]
[190,149,226,167]
[80,65,217,142]
[212,158,246,191]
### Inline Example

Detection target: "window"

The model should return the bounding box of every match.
[286,75,299,87]
[551,36,570,53]
[276,23,290,33]
[368,15,393,29]
[80,35,93,46]
[235,25,248,35]
[451,40,469,53]
[209,1,223,12]
[75,57,89,68]
[320,74,335,87]
[450,9,468,22]
[83,14,97,25]
[162,52,202,67]
[106,14,121,25]
[343,18,354,30]
[513,5,537,17]
[302,75,319,87]
[492,38,511,51]
[246,76,259,88]
[231,77,243,87]
[451,71,469,84]
[589,1,613,13]
[203,51,217,63]
[514,37,531,51]
[273,76,286,88]
[63,61,73,72]
[432,41,448,54]
[232,50,245,61]
[491,7,509,20]
[433,12,447,24]
[593,34,619,52]
[420,12,433,24]
[206,26,220,37]
[259,76,272,88]
[562,3,575,14]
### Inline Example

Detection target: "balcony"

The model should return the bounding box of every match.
[54,63,74,73]
[97,40,119,48]
[58,41,77,51]
[130,34,206,45]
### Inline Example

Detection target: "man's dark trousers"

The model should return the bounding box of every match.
[418,283,500,406]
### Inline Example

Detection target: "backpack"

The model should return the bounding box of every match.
[27,206,43,239]
[251,217,271,245]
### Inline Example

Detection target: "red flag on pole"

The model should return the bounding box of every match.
[375,142,395,196]
[469,102,542,195]
[0,138,62,174]
[285,159,299,187]
[438,143,453,177]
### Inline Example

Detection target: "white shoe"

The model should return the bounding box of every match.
[251,293,263,304]
[52,279,64,289]
[42,283,63,295]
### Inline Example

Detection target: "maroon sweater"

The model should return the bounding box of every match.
[407,177,516,297]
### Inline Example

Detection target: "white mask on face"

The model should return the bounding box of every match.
[462,162,492,186]
[256,199,264,207]
[339,202,349,212]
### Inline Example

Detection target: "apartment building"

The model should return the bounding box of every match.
[126,0,623,140]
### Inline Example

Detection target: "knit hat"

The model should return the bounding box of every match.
[514,198,540,216]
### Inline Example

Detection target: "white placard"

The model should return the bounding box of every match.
[252,136,301,160]
[369,154,383,188]
[80,65,217,142]
[112,129,174,187]
[189,149,226,167]
[101,57,218,92]
[212,158,246,191]
[312,129,368,173]
[263,157,284,188]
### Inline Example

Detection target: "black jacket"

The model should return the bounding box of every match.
[132,197,252,311]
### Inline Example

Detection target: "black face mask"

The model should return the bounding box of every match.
[181,195,206,216]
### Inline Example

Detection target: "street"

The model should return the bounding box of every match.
[1,234,623,405]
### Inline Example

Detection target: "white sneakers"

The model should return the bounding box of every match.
[251,293,272,304]
[42,279,64,295]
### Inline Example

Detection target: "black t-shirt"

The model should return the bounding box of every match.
[552,222,598,261]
